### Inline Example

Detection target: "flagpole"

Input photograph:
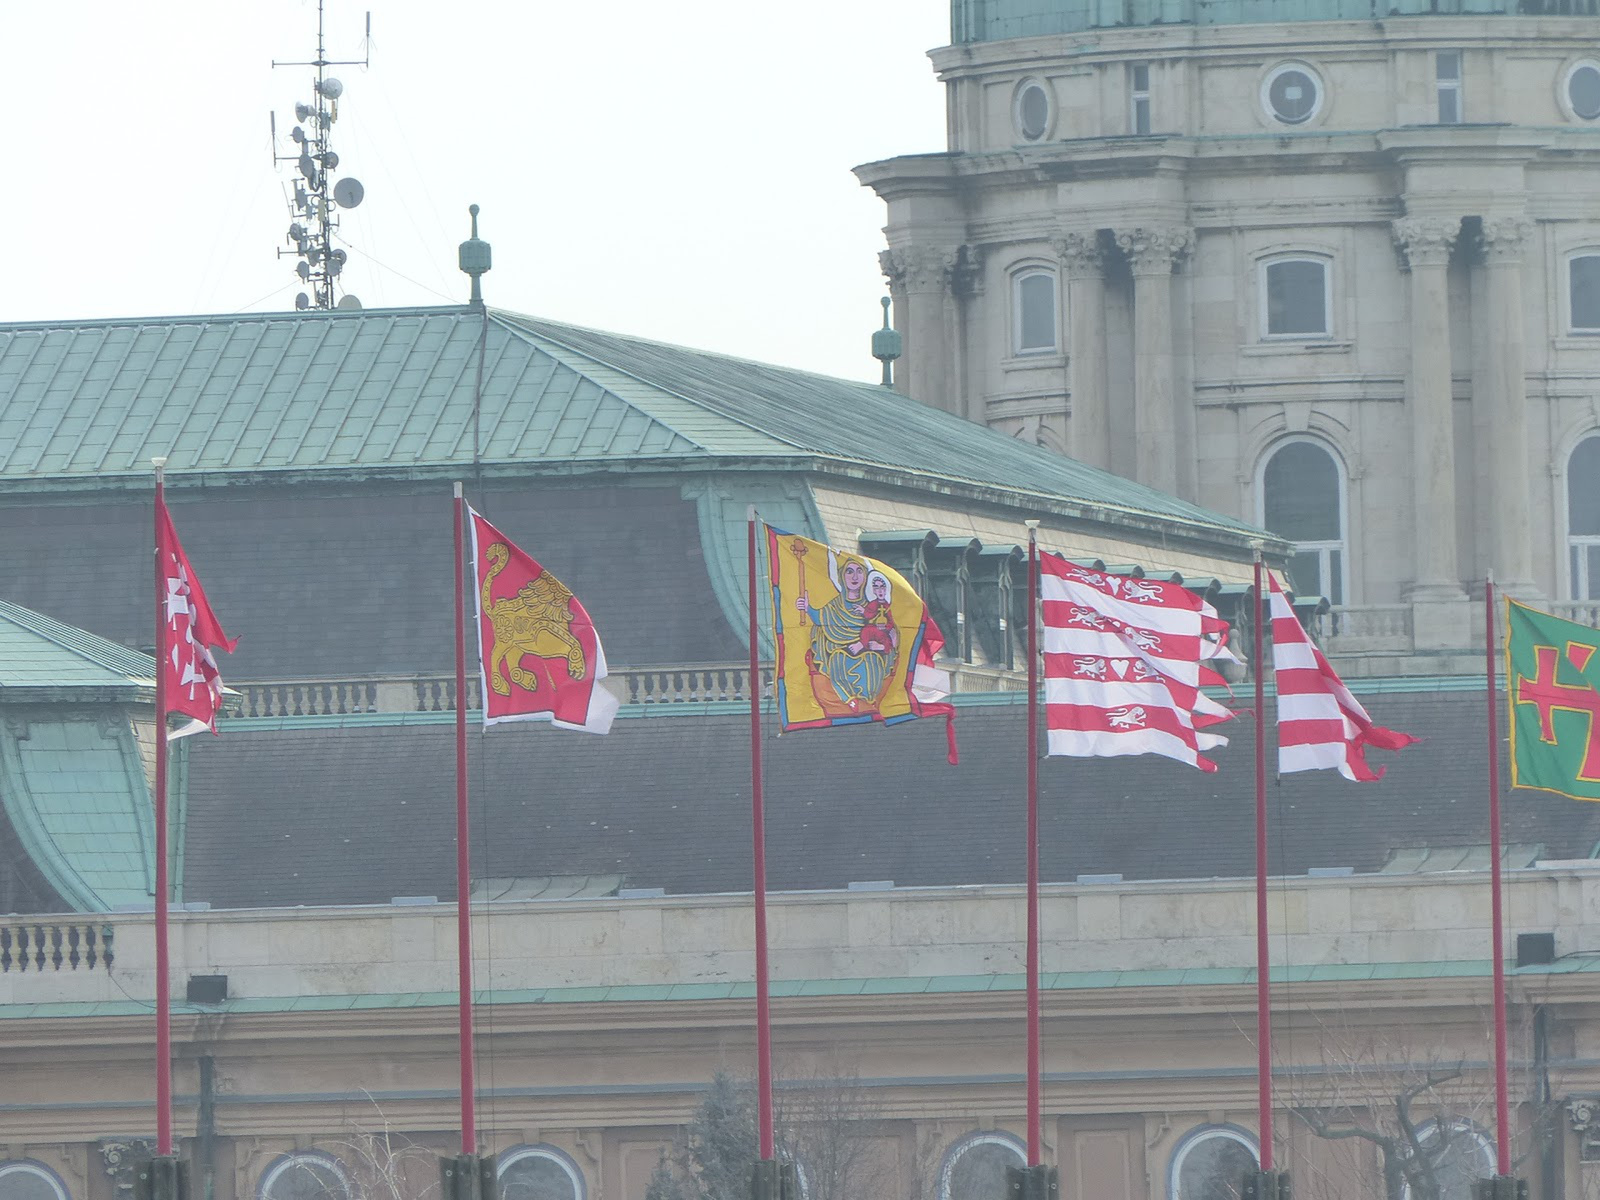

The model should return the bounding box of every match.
[151,458,173,1159]
[747,509,774,1161]
[453,481,477,1155]
[1253,554,1273,1173]
[1485,572,1511,1176]
[1024,523,1042,1164]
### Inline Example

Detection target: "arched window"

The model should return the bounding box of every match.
[939,1132,1026,1200]
[1259,437,1347,604]
[1403,1121,1494,1200]
[1013,270,1058,355]
[259,1154,350,1200]
[1569,253,1600,333]
[1168,1125,1259,1200]
[1261,256,1330,339]
[1569,434,1600,599]
[0,1162,69,1200]
[498,1146,585,1200]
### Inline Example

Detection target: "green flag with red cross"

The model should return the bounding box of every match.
[1507,600,1600,801]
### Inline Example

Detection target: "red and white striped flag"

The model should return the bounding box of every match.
[1268,573,1416,780]
[1040,555,1238,772]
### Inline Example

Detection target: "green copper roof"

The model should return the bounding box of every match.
[0,305,1267,546]
[0,713,157,911]
[954,0,1580,42]
[0,599,154,700]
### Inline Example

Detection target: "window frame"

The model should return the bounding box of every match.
[258,1154,350,1200]
[1130,62,1151,135]
[1568,252,1600,334]
[496,1145,587,1200]
[1255,435,1350,605]
[1259,254,1333,341]
[1013,78,1054,142]
[1260,61,1324,127]
[0,1162,70,1200]
[1564,60,1600,122]
[1012,267,1059,356]
[1565,432,1600,601]
[938,1131,1027,1200]
[1167,1125,1260,1200]
[1436,50,1463,124]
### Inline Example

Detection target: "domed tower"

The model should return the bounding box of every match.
[857,0,1600,638]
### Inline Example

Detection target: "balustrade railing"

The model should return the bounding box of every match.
[1314,605,1413,648]
[0,922,113,973]
[1551,602,1600,630]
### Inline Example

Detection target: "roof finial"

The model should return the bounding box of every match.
[459,204,492,307]
[871,296,902,388]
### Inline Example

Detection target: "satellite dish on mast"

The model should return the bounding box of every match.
[317,77,344,99]
[332,178,365,209]
[336,294,362,310]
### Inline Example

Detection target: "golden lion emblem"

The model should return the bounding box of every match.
[481,543,587,696]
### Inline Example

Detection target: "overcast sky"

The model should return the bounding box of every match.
[1,2,949,381]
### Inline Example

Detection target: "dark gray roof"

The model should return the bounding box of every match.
[181,688,1600,909]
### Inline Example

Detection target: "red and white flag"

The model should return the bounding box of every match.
[469,509,619,734]
[1268,573,1416,781]
[156,499,238,740]
[1040,555,1237,772]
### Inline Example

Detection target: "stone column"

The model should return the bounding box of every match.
[1115,226,1192,496]
[1056,231,1108,470]
[1478,216,1540,598]
[880,245,959,414]
[1393,216,1470,647]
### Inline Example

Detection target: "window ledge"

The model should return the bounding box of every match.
[1003,352,1067,370]
[1554,335,1600,350]
[1240,340,1352,357]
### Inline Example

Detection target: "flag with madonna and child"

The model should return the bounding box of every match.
[1507,599,1600,801]
[765,527,956,762]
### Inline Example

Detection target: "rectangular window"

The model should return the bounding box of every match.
[1130,63,1150,135]
[1573,255,1600,331]
[1436,51,1462,123]
[1015,272,1057,353]
[1264,259,1329,338]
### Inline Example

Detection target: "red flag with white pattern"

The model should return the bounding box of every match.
[1040,554,1238,772]
[156,498,238,739]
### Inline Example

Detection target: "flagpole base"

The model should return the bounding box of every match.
[1006,1164,1059,1200]
[749,1160,798,1200]
[441,1154,499,1200]
[1242,1169,1289,1200]
[134,1157,190,1200]
[1472,1177,1527,1200]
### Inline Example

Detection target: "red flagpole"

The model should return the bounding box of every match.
[454,482,477,1154]
[1485,574,1510,1175]
[152,461,173,1158]
[747,511,774,1160]
[1253,557,1274,1172]
[1025,524,1042,1164]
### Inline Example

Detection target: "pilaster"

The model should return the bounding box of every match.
[1115,226,1192,496]
[1055,231,1108,471]
[880,245,963,415]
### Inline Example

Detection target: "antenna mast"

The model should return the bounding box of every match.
[271,0,371,311]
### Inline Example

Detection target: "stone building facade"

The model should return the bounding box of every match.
[856,1,1600,640]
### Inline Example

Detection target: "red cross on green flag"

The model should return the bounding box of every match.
[1507,599,1600,801]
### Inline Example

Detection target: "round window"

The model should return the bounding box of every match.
[1569,62,1600,120]
[1016,81,1051,141]
[1263,64,1321,125]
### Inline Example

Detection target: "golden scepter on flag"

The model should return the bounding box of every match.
[791,539,809,626]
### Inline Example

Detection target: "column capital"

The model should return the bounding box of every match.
[879,245,961,292]
[1053,230,1104,277]
[1479,216,1535,265]
[1114,226,1193,275]
[1392,217,1460,268]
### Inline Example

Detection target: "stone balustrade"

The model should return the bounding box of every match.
[0,921,113,973]
[5,867,1595,1007]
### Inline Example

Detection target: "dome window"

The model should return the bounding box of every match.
[1262,63,1322,126]
[1014,79,1052,141]
[1567,62,1600,120]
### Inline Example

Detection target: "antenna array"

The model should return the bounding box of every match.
[271,1,370,311]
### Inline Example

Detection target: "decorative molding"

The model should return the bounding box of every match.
[100,1139,160,1197]
[879,246,962,293]
[1569,1096,1600,1162]
[1053,231,1103,277]
[1392,217,1460,269]
[1114,226,1193,275]
[1479,216,1535,265]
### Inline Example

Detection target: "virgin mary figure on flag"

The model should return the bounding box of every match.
[800,553,898,711]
